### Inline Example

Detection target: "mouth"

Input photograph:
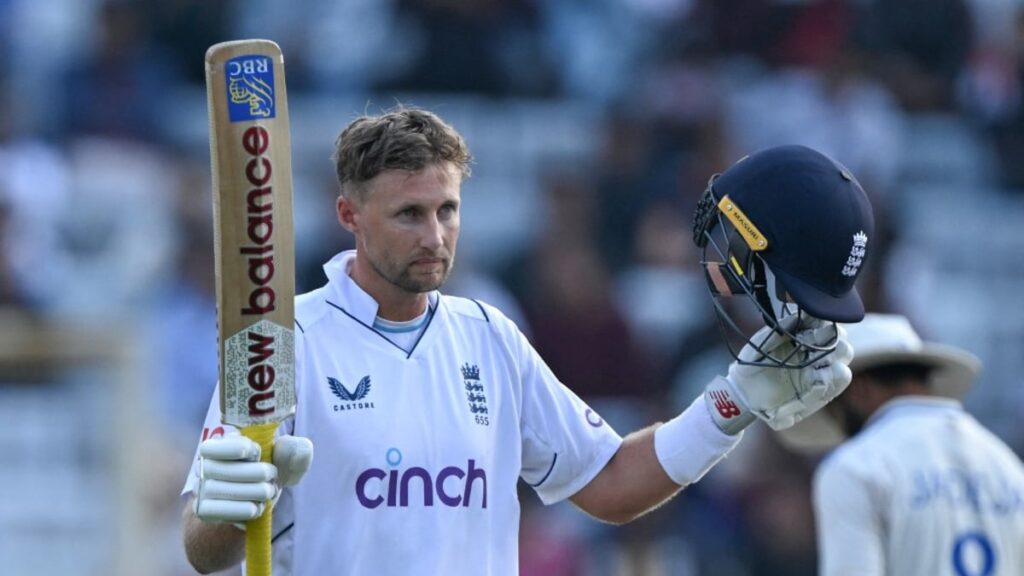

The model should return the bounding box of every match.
[411,257,445,269]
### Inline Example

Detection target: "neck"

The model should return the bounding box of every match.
[349,254,429,321]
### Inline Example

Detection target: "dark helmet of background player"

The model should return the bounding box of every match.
[692,144,875,368]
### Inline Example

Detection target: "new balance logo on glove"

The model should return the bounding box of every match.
[709,390,742,419]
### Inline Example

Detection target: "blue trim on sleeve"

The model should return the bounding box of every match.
[528,453,558,488]
[294,319,305,333]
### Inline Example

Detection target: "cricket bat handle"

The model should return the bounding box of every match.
[241,422,279,576]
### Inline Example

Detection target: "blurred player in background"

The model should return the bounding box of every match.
[181,106,874,575]
[780,313,1024,576]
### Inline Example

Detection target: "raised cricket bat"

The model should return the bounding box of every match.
[205,39,296,576]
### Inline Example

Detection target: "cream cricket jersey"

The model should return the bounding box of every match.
[184,251,624,575]
[813,397,1024,576]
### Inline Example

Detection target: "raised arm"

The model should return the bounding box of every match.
[569,398,734,523]
[572,320,852,523]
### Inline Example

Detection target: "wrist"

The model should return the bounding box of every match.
[703,375,757,435]
[654,395,744,486]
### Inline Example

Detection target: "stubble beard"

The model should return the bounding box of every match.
[369,251,453,294]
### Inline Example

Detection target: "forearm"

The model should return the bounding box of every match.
[571,425,681,524]
[571,397,742,523]
[182,499,246,574]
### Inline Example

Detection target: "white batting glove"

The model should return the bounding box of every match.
[704,318,853,434]
[193,434,313,524]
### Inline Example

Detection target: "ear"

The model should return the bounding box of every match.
[337,195,359,233]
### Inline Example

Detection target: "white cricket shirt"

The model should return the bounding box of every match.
[184,250,624,575]
[813,397,1024,576]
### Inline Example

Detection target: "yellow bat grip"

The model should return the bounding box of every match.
[241,422,279,576]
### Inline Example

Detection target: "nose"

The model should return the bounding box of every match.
[420,215,444,251]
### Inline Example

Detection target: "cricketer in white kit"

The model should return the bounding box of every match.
[182,109,873,576]
[780,314,1024,576]
[185,250,624,574]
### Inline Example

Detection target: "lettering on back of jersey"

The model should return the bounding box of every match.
[461,363,489,426]
[910,467,1024,516]
[329,375,376,412]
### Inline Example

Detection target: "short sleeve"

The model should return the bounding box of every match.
[813,455,886,575]
[514,328,623,504]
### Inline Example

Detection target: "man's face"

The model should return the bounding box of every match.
[343,163,461,294]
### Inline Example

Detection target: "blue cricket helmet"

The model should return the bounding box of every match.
[693,144,875,367]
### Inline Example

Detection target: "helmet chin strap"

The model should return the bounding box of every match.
[725,228,783,328]
[751,256,776,326]
[756,260,799,325]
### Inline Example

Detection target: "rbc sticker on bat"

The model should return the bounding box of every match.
[225,55,276,122]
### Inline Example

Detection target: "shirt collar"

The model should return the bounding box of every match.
[322,250,439,326]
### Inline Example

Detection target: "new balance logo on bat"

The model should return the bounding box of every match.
[237,126,280,316]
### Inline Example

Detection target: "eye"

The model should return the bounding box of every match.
[438,203,458,220]
[397,207,420,220]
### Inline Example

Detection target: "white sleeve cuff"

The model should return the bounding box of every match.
[654,395,744,486]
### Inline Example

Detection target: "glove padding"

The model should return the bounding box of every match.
[705,317,853,434]
[194,434,313,524]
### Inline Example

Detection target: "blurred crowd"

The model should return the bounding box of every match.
[3,0,1024,574]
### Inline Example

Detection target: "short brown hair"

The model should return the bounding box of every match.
[332,107,472,202]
